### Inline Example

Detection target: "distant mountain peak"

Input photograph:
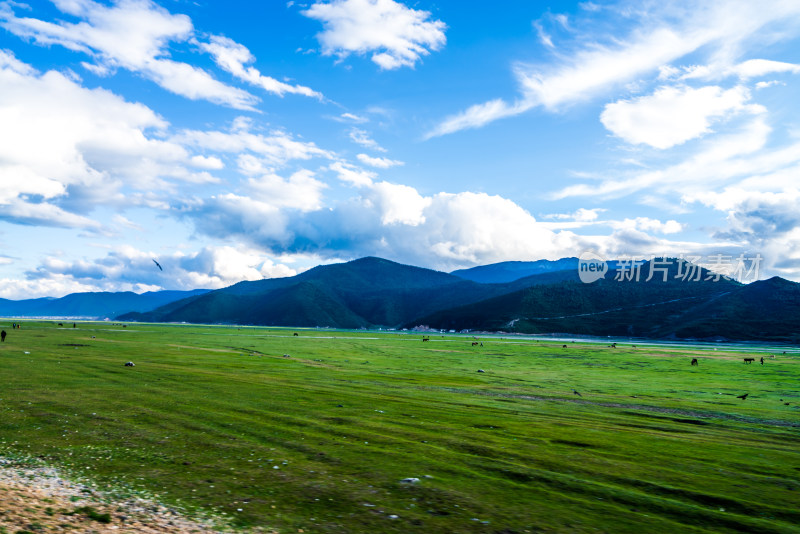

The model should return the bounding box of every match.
[451,258,579,284]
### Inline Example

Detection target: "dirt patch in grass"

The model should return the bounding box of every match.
[0,459,275,533]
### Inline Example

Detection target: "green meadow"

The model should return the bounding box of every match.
[0,321,798,533]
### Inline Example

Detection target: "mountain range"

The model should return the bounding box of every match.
[0,289,210,319]
[3,257,799,342]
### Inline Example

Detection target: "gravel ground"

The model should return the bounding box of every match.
[0,458,276,533]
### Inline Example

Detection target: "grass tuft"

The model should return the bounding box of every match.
[65,506,111,524]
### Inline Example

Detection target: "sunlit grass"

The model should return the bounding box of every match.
[0,321,798,533]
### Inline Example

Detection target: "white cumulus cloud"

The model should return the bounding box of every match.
[368,181,429,225]
[356,153,404,168]
[600,85,759,149]
[302,0,446,70]
[0,0,258,109]
[247,170,328,212]
[0,50,206,227]
[329,161,376,187]
[428,0,800,137]
[14,245,298,298]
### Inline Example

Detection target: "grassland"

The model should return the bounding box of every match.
[0,321,798,533]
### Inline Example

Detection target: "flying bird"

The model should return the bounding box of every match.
[152,259,163,271]
[736,393,748,400]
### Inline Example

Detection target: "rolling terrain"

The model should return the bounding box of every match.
[0,289,210,319]
[5,256,800,342]
[0,322,798,533]
[415,268,800,342]
[121,257,531,328]
[121,257,800,342]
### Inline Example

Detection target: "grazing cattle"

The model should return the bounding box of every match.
[124,361,135,367]
[0,330,5,342]
[58,323,63,327]
[743,358,755,364]
[691,358,698,366]
[477,369,485,373]
[422,337,429,342]
[293,332,298,336]
[736,393,748,400]
[471,342,479,346]
[562,345,568,348]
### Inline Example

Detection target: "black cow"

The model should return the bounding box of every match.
[691,358,698,366]
[0,330,6,342]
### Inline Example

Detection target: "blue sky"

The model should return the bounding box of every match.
[2,0,800,298]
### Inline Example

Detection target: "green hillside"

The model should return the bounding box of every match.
[118,257,800,342]
[122,257,508,327]
[413,262,800,341]
[660,277,800,341]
